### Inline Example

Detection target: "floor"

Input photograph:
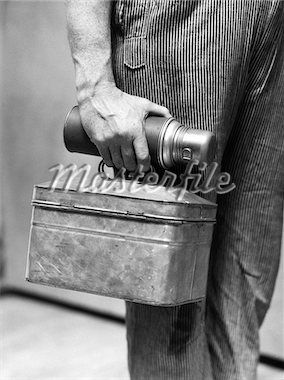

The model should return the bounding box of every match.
[1,297,283,380]
[1,297,129,380]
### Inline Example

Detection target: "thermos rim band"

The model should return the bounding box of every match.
[157,117,173,169]
[159,118,181,170]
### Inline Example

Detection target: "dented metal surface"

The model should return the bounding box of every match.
[26,180,217,306]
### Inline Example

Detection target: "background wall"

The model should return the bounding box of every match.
[1,1,124,316]
[1,0,283,358]
[0,2,4,281]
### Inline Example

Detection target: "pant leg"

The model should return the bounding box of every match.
[111,1,284,379]
[206,5,284,379]
[126,301,209,379]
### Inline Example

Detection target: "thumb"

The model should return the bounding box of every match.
[146,101,172,118]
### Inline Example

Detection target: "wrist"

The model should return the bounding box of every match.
[73,54,116,103]
[78,83,122,113]
[77,79,118,105]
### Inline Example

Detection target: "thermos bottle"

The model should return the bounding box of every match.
[64,106,217,170]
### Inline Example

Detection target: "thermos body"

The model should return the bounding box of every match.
[64,106,217,170]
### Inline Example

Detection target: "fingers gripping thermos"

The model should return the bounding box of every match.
[64,106,217,170]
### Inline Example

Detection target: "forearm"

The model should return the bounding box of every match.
[66,0,115,104]
[65,1,170,172]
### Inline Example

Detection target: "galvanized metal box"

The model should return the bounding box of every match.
[26,179,216,306]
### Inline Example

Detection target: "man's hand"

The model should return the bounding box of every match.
[66,0,170,171]
[79,86,171,172]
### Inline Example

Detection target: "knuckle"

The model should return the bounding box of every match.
[119,131,132,141]
[89,131,100,144]
[115,126,129,137]
[92,135,103,144]
[115,130,124,138]
[92,136,112,150]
